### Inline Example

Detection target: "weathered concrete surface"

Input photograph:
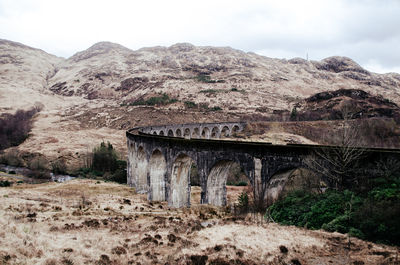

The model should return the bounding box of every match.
[206,160,235,206]
[127,122,400,208]
[148,150,166,201]
[170,155,193,208]
[136,147,148,193]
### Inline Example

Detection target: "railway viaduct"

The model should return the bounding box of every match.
[126,122,400,208]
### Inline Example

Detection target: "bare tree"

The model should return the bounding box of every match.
[306,105,365,190]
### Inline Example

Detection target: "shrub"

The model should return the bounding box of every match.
[0,180,12,187]
[92,141,118,173]
[51,159,67,174]
[129,93,177,106]
[226,181,247,186]
[0,150,23,167]
[76,142,127,183]
[184,101,197,109]
[28,156,51,179]
[209,106,222,111]
[268,183,400,245]
[0,107,41,150]
[237,191,249,213]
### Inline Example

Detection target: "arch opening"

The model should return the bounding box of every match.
[266,167,321,206]
[176,129,182,137]
[206,160,248,206]
[170,154,195,208]
[183,128,191,139]
[153,131,157,135]
[231,125,240,135]
[168,129,174,137]
[221,126,230,137]
[201,127,210,139]
[149,150,166,201]
[136,146,148,193]
[159,131,165,136]
[192,128,200,138]
[211,127,220,138]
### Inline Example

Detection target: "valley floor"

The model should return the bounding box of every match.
[0,177,398,265]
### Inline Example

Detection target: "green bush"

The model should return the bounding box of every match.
[199,89,220,94]
[76,142,127,184]
[237,191,249,213]
[209,106,222,111]
[184,101,197,109]
[129,93,177,106]
[268,184,400,245]
[0,180,12,187]
[92,141,118,173]
[226,181,247,186]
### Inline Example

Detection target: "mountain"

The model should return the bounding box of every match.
[0,39,399,168]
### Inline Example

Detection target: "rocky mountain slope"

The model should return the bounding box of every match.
[1,39,400,167]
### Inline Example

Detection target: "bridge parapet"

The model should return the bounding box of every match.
[137,122,246,139]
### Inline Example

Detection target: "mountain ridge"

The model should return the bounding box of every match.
[1,38,400,167]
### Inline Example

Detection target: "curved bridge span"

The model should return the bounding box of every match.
[127,122,400,208]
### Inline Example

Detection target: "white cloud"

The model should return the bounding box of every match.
[0,0,399,73]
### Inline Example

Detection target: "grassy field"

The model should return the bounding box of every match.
[0,176,399,264]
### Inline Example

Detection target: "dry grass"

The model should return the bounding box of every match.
[0,179,399,265]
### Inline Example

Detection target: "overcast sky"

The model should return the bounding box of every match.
[0,0,399,74]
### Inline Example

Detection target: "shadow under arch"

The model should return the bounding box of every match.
[176,128,182,137]
[169,153,195,207]
[148,149,167,201]
[183,128,191,139]
[136,146,148,193]
[192,128,200,138]
[221,126,230,137]
[266,167,320,205]
[231,125,240,135]
[211,126,220,138]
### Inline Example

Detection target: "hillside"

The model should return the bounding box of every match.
[1,39,400,168]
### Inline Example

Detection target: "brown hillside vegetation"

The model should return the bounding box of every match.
[0,177,399,265]
[1,39,400,168]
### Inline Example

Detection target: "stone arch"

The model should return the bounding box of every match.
[231,125,240,135]
[201,127,210,139]
[192,128,200,138]
[183,128,191,139]
[211,126,220,138]
[136,146,148,193]
[148,149,166,201]
[159,130,165,136]
[221,126,230,137]
[153,131,157,135]
[266,167,308,205]
[206,160,237,206]
[169,153,194,207]
[176,128,182,137]
[168,129,174,137]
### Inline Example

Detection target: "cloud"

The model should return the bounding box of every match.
[0,0,399,73]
